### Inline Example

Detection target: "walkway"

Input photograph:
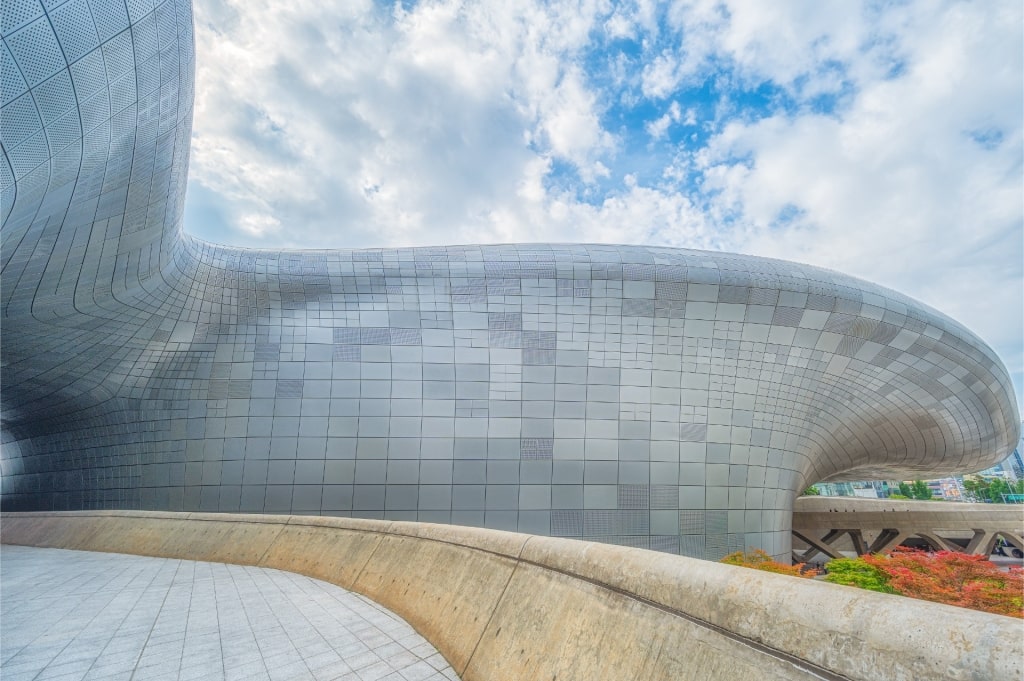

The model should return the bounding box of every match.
[0,546,457,681]
[792,496,1024,563]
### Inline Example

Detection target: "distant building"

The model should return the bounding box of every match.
[814,482,854,497]
[979,436,1023,481]
[815,481,893,498]
[1004,431,1024,479]
[935,478,965,501]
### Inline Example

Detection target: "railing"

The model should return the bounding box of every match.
[2,510,1020,681]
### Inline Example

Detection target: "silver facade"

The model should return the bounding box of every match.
[2,0,1019,559]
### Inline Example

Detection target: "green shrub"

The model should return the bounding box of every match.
[824,557,896,593]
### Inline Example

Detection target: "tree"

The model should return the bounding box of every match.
[910,480,932,500]
[802,486,821,496]
[962,475,1023,503]
[988,477,1015,502]
[898,481,913,498]
[962,475,990,502]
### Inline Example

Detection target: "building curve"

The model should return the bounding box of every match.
[1,0,1019,559]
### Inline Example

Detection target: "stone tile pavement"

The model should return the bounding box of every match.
[0,546,459,681]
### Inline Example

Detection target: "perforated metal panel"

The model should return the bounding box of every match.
[1,0,1020,564]
[0,94,42,148]
[50,0,101,62]
[87,0,130,42]
[2,0,45,37]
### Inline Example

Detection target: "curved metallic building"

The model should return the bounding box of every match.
[2,0,1019,559]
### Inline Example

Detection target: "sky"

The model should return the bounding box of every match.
[183,0,1024,416]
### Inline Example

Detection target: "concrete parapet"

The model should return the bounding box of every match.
[2,511,1020,681]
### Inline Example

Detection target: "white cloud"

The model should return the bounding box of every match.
[537,66,615,172]
[694,1,1023,388]
[190,0,622,247]
[645,100,682,139]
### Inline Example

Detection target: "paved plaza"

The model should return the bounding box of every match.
[0,546,457,681]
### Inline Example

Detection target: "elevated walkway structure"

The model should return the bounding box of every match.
[3,510,1021,681]
[791,496,1024,562]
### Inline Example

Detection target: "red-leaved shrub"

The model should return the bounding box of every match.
[862,548,1023,618]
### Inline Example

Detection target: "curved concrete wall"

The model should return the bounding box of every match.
[2,511,1020,681]
[1,0,1020,561]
